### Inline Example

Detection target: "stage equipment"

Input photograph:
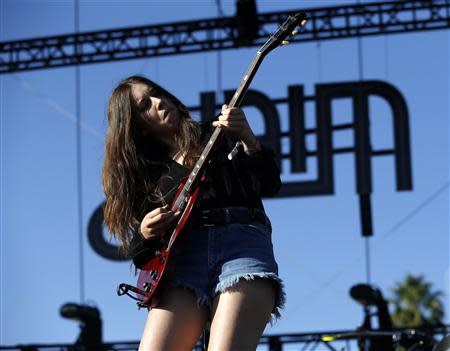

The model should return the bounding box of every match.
[322,330,436,351]
[349,284,436,351]
[350,284,393,329]
[350,283,394,351]
[59,303,102,350]
[0,327,448,351]
[1,0,449,74]
[235,0,259,45]
[434,334,450,351]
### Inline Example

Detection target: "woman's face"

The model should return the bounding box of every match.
[131,83,180,136]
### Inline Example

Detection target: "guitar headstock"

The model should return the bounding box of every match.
[260,11,307,55]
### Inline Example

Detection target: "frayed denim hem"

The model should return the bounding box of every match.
[214,272,286,323]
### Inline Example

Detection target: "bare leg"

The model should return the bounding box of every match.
[139,287,209,351]
[208,278,276,351]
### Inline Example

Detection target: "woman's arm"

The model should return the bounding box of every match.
[212,105,281,197]
[129,205,180,268]
[238,142,282,197]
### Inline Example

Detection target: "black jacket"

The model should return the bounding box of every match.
[129,123,281,268]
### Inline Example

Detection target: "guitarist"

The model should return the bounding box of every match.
[102,75,284,351]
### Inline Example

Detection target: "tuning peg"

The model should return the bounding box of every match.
[301,19,307,26]
[291,29,299,35]
[281,40,289,45]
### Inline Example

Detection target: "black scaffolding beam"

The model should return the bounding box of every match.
[1,0,449,74]
[0,326,449,351]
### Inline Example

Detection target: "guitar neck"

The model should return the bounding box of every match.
[179,51,266,197]
[228,51,266,108]
[171,11,307,203]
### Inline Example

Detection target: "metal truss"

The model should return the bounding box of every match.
[0,326,448,351]
[1,0,449,74]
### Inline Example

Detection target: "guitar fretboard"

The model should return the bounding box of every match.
[174,11,307,203]
[180,51,267,197]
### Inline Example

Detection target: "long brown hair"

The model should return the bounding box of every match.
[102,75,202,254]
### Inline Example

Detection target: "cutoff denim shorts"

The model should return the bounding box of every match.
[158,207,285,320]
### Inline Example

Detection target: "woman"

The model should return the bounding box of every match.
[102,75,284,351]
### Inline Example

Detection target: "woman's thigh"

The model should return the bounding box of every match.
[208,278,276,351]
[139,287,209,351]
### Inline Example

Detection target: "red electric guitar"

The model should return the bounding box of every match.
[117,12,307,308]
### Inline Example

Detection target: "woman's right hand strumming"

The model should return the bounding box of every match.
[140,205,181,240]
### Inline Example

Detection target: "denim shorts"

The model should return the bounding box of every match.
[158,208,285,319]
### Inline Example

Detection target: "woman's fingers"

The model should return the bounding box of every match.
[148,214,179,232]
[140,206,180,239]
[149,212,180,238]
[149,204,170,216]
[212,118,251,137]
[142,205,169,222]
[213,112,248,128]
[148,210,178,226]
[213,119,247,127]
[214,105,258,147]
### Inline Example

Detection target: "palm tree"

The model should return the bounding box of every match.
[390,274,445,328]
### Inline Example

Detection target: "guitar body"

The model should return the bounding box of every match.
[135,179,201,308]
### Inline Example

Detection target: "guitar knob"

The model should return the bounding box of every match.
[291,29,298,35]
[281,40,289,45]
[143,282,152,293]
[301,19,307,26]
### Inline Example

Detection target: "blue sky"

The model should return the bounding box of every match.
[1,0,449,346]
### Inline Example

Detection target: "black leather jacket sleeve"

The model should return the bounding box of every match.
[129,227,161,269]
[235,142,282,198]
